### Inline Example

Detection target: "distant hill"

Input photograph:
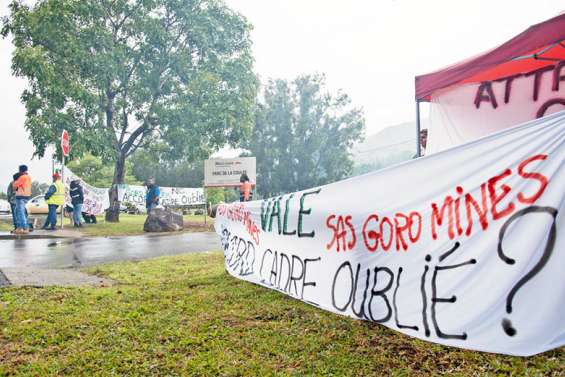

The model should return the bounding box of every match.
[351,119,429,174]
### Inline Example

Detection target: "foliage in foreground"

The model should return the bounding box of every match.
[0,252,563,376]
[3,0,257,221]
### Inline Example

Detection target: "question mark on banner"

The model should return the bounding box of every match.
[497,206,558,336]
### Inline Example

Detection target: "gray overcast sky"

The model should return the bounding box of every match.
[1,0,563,184]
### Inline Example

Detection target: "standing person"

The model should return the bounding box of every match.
[41,173,65,230]
[12,165,32,234]
[7,172,20,232]
[239,173,254,202]
[413,129,428,159]
[145,178,160,214]
[70,179,84,227]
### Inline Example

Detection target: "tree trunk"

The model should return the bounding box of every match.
[105,153,126,222]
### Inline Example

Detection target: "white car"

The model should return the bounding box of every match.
[26,195,62,215]
[0,199,10,214]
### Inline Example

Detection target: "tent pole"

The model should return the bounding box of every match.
[415,100,421,158]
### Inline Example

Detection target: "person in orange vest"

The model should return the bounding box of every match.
[41,173,65,230]
[12,165,32,234]
[239,173,254,202]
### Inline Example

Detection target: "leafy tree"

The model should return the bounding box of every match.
[130,150,204,188]
[3,0,257,221]
[0,192,8,200]
[246,74,364,198]
[67,154,139,188]
[130,150,239,204]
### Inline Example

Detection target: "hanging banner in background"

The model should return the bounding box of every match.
[62,167,110,215]
[205,157,256,187]
[215,111,565,356]
[428,61,565,154]
[117,185,205,207]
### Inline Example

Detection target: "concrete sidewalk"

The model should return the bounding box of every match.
[0,228,83,240]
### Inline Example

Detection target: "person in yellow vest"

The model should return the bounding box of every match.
[41,173,65,230]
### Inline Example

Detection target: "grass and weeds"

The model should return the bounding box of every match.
[0,213,213,237]
[0,252,562,376]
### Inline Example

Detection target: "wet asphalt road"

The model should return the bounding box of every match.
[0,232,221,269]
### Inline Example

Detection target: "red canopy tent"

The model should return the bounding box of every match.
[413,12,565,156]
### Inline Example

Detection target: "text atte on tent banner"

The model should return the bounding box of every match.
[214,111,565,356]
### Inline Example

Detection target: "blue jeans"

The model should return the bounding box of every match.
[73,203,83,225]
[15,198,29,230]
[42,204,59,229]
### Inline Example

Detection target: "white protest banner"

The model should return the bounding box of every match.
[214,111,565,356]
[63,167,110,215]
[117,185,205,207]
[205,157,256,187]
[428,61,565,154]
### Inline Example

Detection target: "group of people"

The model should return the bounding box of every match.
[6,165,86,234]
[7,167,247,235]
[40,172,85,230]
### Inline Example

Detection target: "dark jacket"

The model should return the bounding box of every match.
[70,181,84,205]
[7,180,16,205]
[44,184,56,200]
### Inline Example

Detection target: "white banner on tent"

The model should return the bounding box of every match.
[214,111,565,356]
[63,167,110,215]
[117,185,205,207]
[428,61,565,154]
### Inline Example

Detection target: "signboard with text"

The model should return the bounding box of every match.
[214,112,565,356]
[204,157,256,187]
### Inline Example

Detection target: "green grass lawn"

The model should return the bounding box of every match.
[0,252,562,376]
[78,214,212,237]
[0,213,213,237]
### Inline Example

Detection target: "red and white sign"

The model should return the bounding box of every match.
[61,130,70,157]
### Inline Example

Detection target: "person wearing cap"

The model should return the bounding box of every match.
[145,178,160,214]
[41,172,65,230]
[70,179,84,227]
[12,165,32,234]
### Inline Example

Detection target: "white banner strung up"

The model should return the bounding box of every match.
[63,167,110,215]
[215,111,565,356]
[117,185,205,207]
